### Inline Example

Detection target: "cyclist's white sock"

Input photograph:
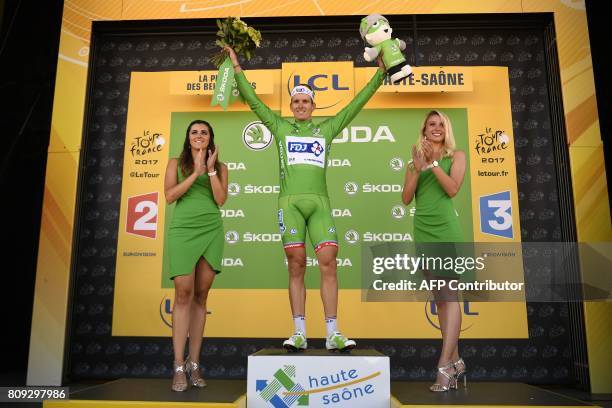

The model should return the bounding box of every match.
[293,315,306,336]
[325,316,337,337]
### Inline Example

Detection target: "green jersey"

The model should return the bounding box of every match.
[235,69,385,197]
[375,39,406,68]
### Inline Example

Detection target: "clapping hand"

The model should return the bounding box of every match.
[411,145,426,171]
[421,140,442,164]
[194,148,206,176]
[206,147,218,172]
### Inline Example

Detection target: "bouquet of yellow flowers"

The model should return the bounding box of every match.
[210,17,262,67]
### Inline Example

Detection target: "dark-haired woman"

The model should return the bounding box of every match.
[164,120,228,391]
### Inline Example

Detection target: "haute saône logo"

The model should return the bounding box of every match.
[257,365,381,407]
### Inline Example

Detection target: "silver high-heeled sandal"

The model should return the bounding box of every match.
[171,362,188,392]
[185,356,207,388]
[453,357,467,389]
[429,362,457,392]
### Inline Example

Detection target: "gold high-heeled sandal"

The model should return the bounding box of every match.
[429,362,456,392]
[185,356,207,388]
[453,358,467,389]
[172,362,188,392]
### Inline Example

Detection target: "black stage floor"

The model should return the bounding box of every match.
[391,381,598,407]
[33,377,603,407]
[74,378,245,403]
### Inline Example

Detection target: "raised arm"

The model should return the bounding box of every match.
[326,62,385,138]
[225,46,282,135]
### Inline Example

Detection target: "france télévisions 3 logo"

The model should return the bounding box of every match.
[479,191,513,238]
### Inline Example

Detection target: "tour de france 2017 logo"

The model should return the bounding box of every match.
[391,205,406,219]
[479,191,513,239]
[256,365,382,407]
[344,182,358,196]
[344,229,360,244]
[243,121,273,151]
[225,230,240,244]
[228,182,241,196]
[130,130,165,158]
[389,157,404,171]
[474,127,510,159]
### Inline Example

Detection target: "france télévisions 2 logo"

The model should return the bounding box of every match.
[126,192,158,238]
[479,191,513,238]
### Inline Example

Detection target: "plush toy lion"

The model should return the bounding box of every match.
[360,14,412,84]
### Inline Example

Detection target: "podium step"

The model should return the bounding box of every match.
[248,348,390,408]
[43,378,246,408]
[391,381,598,407]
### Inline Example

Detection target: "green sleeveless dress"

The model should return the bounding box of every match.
[414,156,465,278]
[167,165,224,278]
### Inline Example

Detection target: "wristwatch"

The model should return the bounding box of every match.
[427,160,439,169]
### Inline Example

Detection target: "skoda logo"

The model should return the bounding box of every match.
[225,231,239,244]
[228,183,240,196]
[344,229,360,244]
[390,157,404,171]
[344,182,358,195]
[243,121,273,151]
[392,205,406,219]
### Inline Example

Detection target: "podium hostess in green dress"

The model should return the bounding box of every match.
[401,110,468,392]
[164,120,228,392]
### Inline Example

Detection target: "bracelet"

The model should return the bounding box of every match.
[233,64,240,68]
[208,170,217,176]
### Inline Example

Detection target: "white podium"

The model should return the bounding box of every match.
[247,349,390,408]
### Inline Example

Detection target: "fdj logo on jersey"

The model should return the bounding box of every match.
[480,191,513,238]
[286,136,326,168]
[288,141,324,156]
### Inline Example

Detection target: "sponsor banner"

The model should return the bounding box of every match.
[112,66,526,338]
[281,62,354,117]
[247,352,390,408]
[169,70,274,95]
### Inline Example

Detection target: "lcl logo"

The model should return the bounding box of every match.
[287,73,351,110]
[291,74,350,92]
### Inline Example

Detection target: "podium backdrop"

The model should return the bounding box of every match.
[28,5,611,392]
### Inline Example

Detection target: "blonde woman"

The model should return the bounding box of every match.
[402,110,467,392]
